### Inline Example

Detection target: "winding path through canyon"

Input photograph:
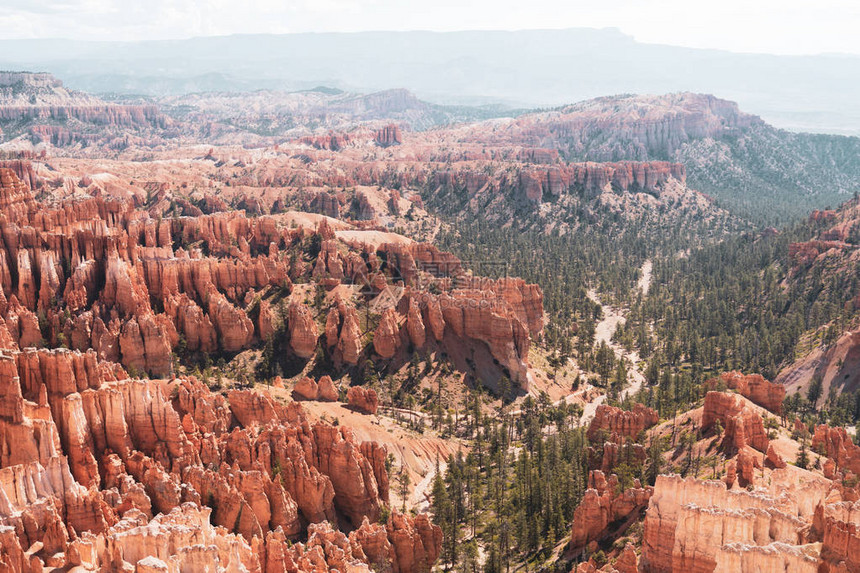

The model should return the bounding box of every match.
[580,260,651,424]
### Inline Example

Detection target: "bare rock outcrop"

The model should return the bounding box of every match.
[318,375,339,402]
[766,443,787,470]
[570,470,652,551]
[587,403,659,442]
[373,308,400,359]
[439,288,532,388]
[641,472,830,573]
[0,170,304,377]
[375,124,403,147]
[515,161,687,203]
[293,376,320,400]
[817,499,860,573]
[337,305,363,366]
[288,302,318,359]
[105,504,256,572]
[406,296,426,348]
[778,328,860,407]
[812,424,860,476]
[615,543,639,573]
[325,305,341,348]
[0,344,434,572]
[711,371,785,414]
[347,386,379,415]
[702,391,769,453]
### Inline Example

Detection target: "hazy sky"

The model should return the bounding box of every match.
[1,0,858,56]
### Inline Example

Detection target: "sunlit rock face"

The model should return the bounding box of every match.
[0,346,440,571]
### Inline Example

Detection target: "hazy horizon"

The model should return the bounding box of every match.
[4,27,860,60]
[1,27,859,136]
[1,0,859,56]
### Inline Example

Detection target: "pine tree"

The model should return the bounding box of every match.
[796,440,810,470]
[398,468,411,513]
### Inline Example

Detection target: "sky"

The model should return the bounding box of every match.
[0,0,858,56]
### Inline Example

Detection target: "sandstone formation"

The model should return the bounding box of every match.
[501,93,758,161]
[0,169,292,375]
[766,443,787,470]
[711,371,785,414]
[570,470,652,551]
[0,73,167,141]
[590,440,647,476]
[336,305,364,366]
[614,543,639,573]
[375,124,402,147]
[788,239,852,270]
[318,375,339,401]
[514,161,686,203]
[299,133,355,151]
[373,308,400,359]
[0,346,440,571]
[0,71,797,573]
[702,391,769,453]
[348,386,379,415]
[435,277,542,388]
[587,403,659,442]
[288,302,319,359]
[779,328,860,408]
[641,472,832,573]
[293,376,319,400]
[0,160,38,190]
[0,73,771,573]
[812,424,860,476]
[406,296,426,348]
[0,168,544,392]
[816,498,860,573]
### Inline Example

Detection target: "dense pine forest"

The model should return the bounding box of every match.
[433,180,744,360]
[428,178,860,570]
[678,127,860,226]
[628,205,859,380]
[431,398,590,572]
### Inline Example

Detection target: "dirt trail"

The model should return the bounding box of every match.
[410,460,447,512]
[638,259,653,296]
[580,392,606,425]
[580,260,652,424]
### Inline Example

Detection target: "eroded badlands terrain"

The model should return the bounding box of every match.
[0,71,859,573]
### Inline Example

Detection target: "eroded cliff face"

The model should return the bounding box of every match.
[709,371,785,414]
[812,425,860,476]
[587,403,659,443]
[779,327,860,409]
[431,160,685,206]
[570,470,652,551]
[0,167,543,388]
[585,403,656,475]
[702,391,770,454]
[641,472,834,573]
[777,199,860,405]
[0,346,440,572]
[0,163,562,572]
[499,93,759,162]
[0,72,168,148]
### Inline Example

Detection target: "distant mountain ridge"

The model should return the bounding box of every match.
[1,71,858,225]
[1,28,859,135]
[159,87,511,133]
[0,71,101,107]
[450,92,860,224]
[0,71,167,149]
[483,93,758,160]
